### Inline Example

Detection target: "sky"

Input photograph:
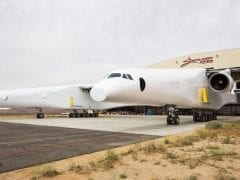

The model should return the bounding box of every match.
[0,0,240,89]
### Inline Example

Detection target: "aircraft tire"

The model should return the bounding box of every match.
[198,115,202,122]
[206,114,210,121]
[94,113,99,117]
[209,114,213,121]
[213,114,217,120]
[203,115,206,122]
[193,114,199,122]
[69,113,74,118]
[36,113,44,119]
[174,115,180,125]
[167,116,172,125]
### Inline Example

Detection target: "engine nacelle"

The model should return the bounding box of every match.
[209,70,234,93]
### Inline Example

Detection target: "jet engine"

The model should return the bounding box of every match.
[209,70,234,93]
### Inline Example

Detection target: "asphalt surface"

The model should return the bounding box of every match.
[0,121,158,173]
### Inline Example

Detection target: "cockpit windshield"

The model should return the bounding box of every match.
[108,73,121,78]
[122,74,128,79]
[126,74,133,80]
[122,74,134,80]
[107,73,134,80]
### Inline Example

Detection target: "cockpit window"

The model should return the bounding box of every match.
[121,74,134,80]
[107,73,134,80]
[108,73,121,78]
[127,74,133,80]
[122,74,128,79]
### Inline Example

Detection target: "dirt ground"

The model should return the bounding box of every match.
[1,120,240,180]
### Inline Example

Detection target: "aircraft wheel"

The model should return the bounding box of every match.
[167,116,172,125]
[200,115,204,122]
[209,114,213,121]
[203,115,207,122]
[213,114,217,120]
[69,113,75,118]
[174,115,180,125]
[75,113,80,118]
[193,114,199,122]
[206,114,210,121]
[36,113,44,119]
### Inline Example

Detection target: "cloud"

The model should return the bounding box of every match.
[0,0,239,89]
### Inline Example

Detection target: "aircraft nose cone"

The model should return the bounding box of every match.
[90,87,107,102]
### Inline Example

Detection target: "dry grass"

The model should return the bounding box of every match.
[214,173,237,180]
[141,143,166,154]
[173,135,200,146]
[206,144,221,150]
[119,173,128,179]
[69,163,83,173]
[31,165,62,179]
[92,150,119,170]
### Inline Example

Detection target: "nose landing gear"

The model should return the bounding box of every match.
[166,106,180,125]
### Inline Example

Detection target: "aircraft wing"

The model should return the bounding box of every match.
[78,84,94,93]
[79,84,94,90]
[0,84,134,110]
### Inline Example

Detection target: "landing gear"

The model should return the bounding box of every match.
[193,110,217,122]
[36,108,44,119]
[68,110,99,118]
[69,110,80,118]
[166,106,180,125]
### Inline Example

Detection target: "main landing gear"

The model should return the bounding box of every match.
[36,108,45,119]
[69,110,82,118]
[69,110,99,118]
[165,107,217,125]
[166,106,180,125]
[193,110,217,122]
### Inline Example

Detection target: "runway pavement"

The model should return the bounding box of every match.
[0,121,157,173]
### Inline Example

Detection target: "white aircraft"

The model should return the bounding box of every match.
[90,67,240,124]
[0,65,239,124]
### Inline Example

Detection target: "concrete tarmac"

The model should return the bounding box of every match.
[1,115,238,136]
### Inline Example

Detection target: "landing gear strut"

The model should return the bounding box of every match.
[166,106,180,125]
[193,110,217,122]
[36,108,44,119]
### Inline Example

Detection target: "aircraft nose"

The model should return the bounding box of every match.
[90,87,107,102]
[90,78,136,103]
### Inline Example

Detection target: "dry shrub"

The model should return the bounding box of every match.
[205,121,223,129]
[97,151,119,170]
